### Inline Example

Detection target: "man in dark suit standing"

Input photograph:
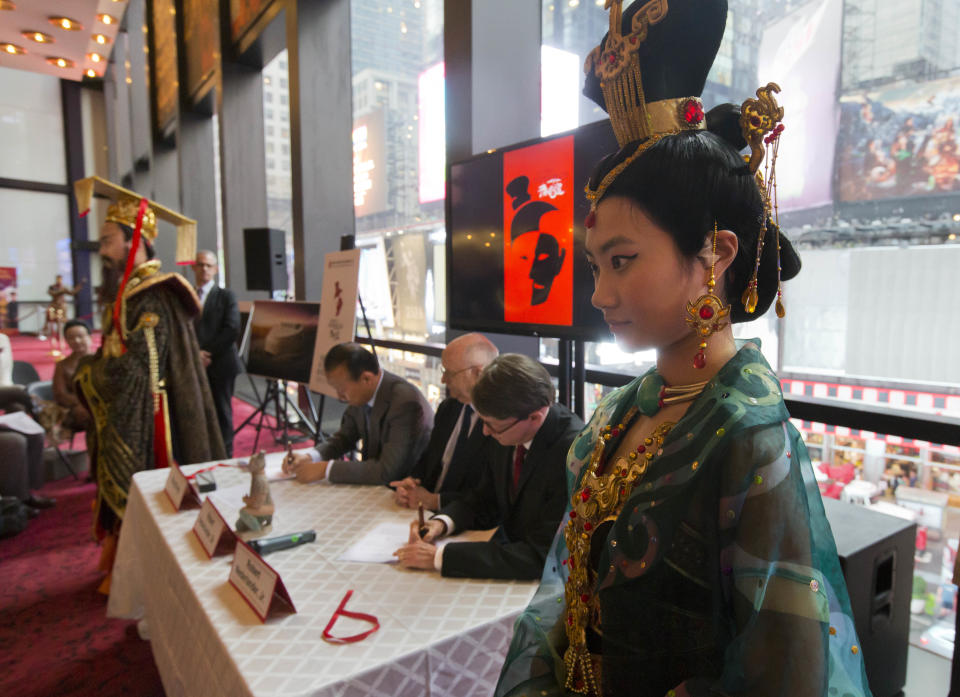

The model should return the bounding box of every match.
[390,332,499,510]
[192,250,243,456]
[394,353,583,580]
[285,342,433,485]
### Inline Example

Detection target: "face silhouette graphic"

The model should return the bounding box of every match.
[528,232,565,305]
[507,176,565,306]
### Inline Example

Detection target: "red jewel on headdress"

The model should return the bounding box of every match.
[585,210,596,228]
[683,100,704,125]
[580,488,591,502]
[636,445,645,454]
[699,305,714,320]
[569,510,577,519]
[750,115,762,127]
[610,427,621,436]
[584,522,593,531]
[580,593,591,603]
[607,53,617,65]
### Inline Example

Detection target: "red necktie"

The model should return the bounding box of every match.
[512,445,527,491]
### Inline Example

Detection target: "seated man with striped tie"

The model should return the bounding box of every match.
[393,353,583,580]
[389,332,499,511]
[285,342,433,485]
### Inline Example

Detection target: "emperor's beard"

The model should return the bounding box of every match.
[99,259,122,302]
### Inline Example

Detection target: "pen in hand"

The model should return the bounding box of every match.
[417,501,428,539]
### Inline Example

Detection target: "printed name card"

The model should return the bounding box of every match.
[229,541,296,621]
[192,498,237,558]
[164,462,202,511]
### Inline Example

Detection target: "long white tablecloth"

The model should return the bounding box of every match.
[108,453,537,697]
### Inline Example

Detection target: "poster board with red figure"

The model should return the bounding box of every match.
[502,136,574,327]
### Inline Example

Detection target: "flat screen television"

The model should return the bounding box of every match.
[446,119,618,341]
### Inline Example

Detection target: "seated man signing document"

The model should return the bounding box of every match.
[285,343,433,485]
[394,353,583,580]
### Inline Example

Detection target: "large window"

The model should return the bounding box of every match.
[351,0,446,343]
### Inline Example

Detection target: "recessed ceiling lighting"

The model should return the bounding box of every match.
[86,68,98,78]
[89,53,103,63]
[23,30,54,44]
[97,14,118,26]
[1,43,26,55]
[93,34,111,45]
[46,56,75,69]
[49,17,83,31]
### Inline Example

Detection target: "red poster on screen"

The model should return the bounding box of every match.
[503,136,574,326]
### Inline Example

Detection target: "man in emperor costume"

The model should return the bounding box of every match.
[73,177,225,588]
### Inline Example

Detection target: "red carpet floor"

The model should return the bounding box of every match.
[0,333,306,696]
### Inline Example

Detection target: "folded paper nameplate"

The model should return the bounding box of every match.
[192,498,237,558]
[228,541,296,622]
[164,462,202,511]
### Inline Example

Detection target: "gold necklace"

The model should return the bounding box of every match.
[562,410,675,695]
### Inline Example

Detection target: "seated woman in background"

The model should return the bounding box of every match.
[52,319,94,433]
[495,2,871,696]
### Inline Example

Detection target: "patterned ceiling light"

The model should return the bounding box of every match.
[93,33,111,45]
[1,43,26,55]
[89,52,103,63]
[49,16,83,31]
[46,56,75,69]
[97,13,118,26]
[22,30,54,43]
[86,68,98,78]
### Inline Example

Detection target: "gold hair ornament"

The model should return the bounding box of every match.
[738,83,786,316]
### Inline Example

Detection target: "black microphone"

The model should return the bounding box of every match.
[248,530,317,556]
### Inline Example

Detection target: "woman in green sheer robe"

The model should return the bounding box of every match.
[493,1,873,693]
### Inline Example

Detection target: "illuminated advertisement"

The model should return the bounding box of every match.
[418,62,446,204]
[502,136,574,326]
[353,109,388,217]
[836,75,960,202]
[757,0,841,211]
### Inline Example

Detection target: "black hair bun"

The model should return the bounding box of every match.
[706,103,747,152]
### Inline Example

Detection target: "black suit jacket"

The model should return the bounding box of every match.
[319,370,433,485]
[439,403,584,580]
[409,397,490,507]
[194,285,243,379]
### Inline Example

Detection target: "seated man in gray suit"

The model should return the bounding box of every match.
[285,343,433,485]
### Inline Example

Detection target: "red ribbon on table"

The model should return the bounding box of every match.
[322,590,380,644]
[184,463,242,479]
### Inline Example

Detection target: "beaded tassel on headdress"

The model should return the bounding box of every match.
[738,83,786,316]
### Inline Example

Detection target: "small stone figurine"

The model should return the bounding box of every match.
[236,450,275,532]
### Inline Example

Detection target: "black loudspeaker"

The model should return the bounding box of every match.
[243,228,287,292]
[823,498,916,697]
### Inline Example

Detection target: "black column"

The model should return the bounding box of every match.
[61,80,92,322]
[287,0,355,301]
[443,0,542,358]
[219,61,269,300]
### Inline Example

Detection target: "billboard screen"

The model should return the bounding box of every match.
[836,76,960,202]
[353,109,389,217]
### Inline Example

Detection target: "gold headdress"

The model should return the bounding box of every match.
[73,176,197,264]
[583,0,728,206]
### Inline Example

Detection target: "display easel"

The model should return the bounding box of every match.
[234,376,317,452]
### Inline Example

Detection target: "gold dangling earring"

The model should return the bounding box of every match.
[685,221,731,369]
